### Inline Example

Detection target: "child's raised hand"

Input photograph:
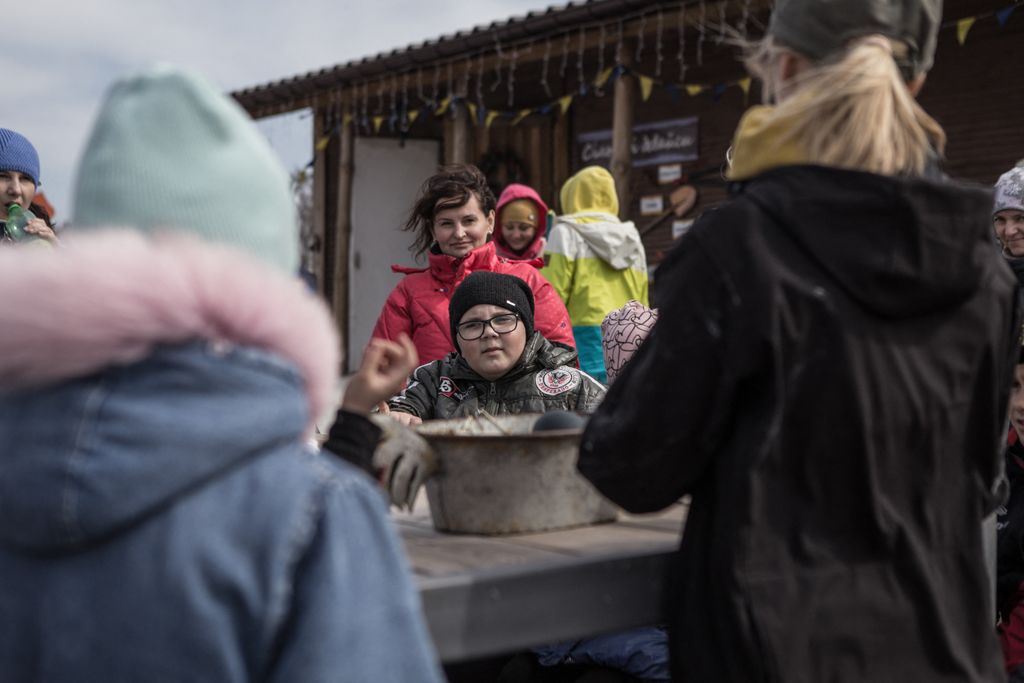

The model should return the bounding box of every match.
[342,334,419,415]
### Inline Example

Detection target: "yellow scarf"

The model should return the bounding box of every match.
[726,105,811,181]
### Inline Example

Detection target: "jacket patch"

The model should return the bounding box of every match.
[536,368,581,396]
[438,376,461,398]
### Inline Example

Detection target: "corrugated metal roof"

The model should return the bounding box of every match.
[231,0,669,112]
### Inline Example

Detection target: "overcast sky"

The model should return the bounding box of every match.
[5,0,556,222]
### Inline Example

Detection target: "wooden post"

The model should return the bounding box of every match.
[611,49,635,219]
[333,108,355,370]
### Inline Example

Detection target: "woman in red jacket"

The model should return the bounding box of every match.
[371,164,574,364]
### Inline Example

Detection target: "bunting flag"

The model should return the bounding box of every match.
[330,2,1019,139]
[511,109,532,126]
[314,135,330,152]
[639,75,655,102]
[956,16,977,45]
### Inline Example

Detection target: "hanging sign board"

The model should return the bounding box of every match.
[640,195,664,216]
[577,116,699,169]
[658,164,683,184]
[672,219,695,239]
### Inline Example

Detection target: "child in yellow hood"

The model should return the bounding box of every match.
[541,166,649,384]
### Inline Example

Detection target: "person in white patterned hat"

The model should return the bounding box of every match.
[995,166,1024,258]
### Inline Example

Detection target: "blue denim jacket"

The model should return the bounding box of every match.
[0,341,443,682]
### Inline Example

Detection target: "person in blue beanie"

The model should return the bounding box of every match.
[0,128,58,244]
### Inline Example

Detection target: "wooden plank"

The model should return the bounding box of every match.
[419,549,670,662]
[403,534,573,577]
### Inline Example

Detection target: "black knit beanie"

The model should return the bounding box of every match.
[449,271,535,351]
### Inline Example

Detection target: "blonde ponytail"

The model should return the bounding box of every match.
[744,36,946,177]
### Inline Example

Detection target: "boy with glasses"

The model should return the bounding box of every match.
[386,271,605,425]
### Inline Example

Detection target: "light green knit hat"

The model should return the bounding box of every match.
[72,64,298,274]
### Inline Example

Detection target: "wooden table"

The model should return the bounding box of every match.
[394,499,686,663]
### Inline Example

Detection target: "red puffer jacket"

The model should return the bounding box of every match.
[371,241,575,364]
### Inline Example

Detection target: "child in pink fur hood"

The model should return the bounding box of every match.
[0,64,442,682]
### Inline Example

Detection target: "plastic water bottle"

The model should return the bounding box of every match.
[4,203,39,242]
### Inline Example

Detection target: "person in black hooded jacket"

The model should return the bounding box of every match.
[998,348,1024,682]
[576,1,1019,681]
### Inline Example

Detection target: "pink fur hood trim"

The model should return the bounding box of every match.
[0,230,340,430]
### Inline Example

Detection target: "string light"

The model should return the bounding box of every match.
[361,81,370,134]
[400,72,409,131]
[476,53,485,108]
[446,61,453,104]
[615,19,624,65]
[697,0,707,66]
[677,2,687,82]
[717,1,727,45]
[560,32,570,78]
[576,26,586,94]
[389,74,398,131]
[635,13,647,63]
[655,10,664,77]
[491,35,504,92]
[540,38,552,98]
[508,46,518,107]
[431,64,440,107]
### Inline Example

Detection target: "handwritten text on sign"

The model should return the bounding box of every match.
[577,116,699,169]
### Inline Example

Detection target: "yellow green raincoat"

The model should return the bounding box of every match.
[541,166,649,383]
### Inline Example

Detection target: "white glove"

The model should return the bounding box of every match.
[369,415,438,509]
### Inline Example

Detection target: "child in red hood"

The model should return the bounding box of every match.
[494,183,547,265]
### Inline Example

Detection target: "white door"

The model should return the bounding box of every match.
[348,137,440,372]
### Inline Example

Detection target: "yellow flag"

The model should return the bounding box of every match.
[372,116,384,133]
[407,110,420,126]
[485,110,500,128]
[594,68,614,89]
[738,78,752,96]
[511,109,531,126]
[434,96,451,116]
[639,75,654,102]
[957,17,976,45]
[466,102,478,124]
[314,135,330,152]
[557,95,573,115]
[686,84,705,97]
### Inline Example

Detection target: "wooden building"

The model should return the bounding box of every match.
[232,0,1024,370]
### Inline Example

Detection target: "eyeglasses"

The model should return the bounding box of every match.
[456,313,520,341]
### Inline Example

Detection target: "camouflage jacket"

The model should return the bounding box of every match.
[388,333,606,420]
